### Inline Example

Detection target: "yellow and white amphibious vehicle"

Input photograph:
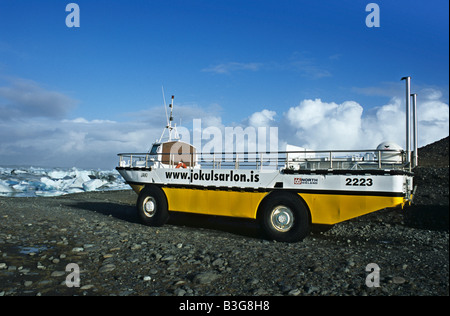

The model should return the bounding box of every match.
[117,77,417,242]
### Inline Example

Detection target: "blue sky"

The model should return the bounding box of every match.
[0,0,448,168]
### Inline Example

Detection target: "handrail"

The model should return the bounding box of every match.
[118,148,408,171]
[117,148,404,156]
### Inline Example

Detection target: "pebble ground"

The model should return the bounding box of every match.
[0,185,448,296]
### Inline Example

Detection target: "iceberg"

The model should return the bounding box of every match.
[82,179,107,191]
[0,166,129,197]
[47,170,70,179]
[35,190,67,197]
[0,181,14,193]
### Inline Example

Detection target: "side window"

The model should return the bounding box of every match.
[150,144,160,155]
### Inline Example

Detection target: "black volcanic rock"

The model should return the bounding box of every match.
[408,136,449,231]
[418,136,449,167]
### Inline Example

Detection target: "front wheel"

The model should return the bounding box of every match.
[258,192,310,242]
[137,185,169,226]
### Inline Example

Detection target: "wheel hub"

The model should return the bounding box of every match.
[270,206,294,232]
[143,196,157,218]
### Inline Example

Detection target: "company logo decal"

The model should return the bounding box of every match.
[294,177,318,185]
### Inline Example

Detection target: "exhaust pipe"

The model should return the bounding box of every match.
[401,76,411,168]
[411,93,418,168]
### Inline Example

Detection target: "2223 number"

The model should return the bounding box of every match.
[345,178,373,186]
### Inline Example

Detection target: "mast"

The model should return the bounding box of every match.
[158,95,179,143]
[168,95,174,141]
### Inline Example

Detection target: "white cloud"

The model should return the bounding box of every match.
[202,62,263,74]
[287,52,333,79]
[201,54,333,79]
[360,97,406,147]
[415,91,449,146]
[285,99,364,149]
[0,77,77,120]
[62,117,116,124]
[283,91,448,151]
[0,93,225,168]
[248,109,276,127]
[0,76,447,169]
[290,62,332,79]
[0,117,163,168]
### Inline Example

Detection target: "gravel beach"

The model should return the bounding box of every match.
[0,138,448,297]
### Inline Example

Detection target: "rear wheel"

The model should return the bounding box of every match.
[258,192,310,242]
[137,185,169,226]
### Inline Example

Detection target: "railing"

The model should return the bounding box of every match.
[118,149,409,171]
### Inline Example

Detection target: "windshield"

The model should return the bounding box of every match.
[149,144,160,155]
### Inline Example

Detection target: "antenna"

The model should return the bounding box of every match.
[168,95,175,141]
[157,93,179,143]
[169,95,174,122]
[162,86,169,126]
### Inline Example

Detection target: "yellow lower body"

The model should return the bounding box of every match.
[300,193,405,224]
[162,187,267,219]
[131,185,406,225]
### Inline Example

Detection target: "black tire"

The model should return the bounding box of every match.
[137,185,169,226]
[257,192,310,242]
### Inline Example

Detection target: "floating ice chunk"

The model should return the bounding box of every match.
[82,179,107,191]
[35,190,67,197]
[67,177,85,189]
[0,182,14,193]
[47,170,71,179]
[1,167,128,197]
[29,167,47,176]
[71,170,92,188]
[11,169,27,175]
[40,177,62,190]
[66,188,84,194]
[12,183,27,192]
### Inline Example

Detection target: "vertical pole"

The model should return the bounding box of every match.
[168,96,174,141]
[260,152,263,170]
[401,77,411,167]
[411,93,418,168]
[378,151,382,169]
[286,152,289,169]
[329,151,333,169]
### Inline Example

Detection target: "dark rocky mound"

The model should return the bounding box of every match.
[418,136,449,167]
[407,136,449,231]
